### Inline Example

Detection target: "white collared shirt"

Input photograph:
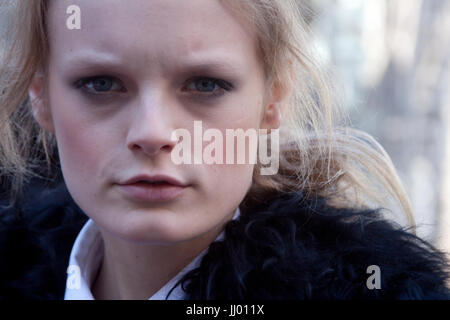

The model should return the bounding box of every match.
[64,208,240,300]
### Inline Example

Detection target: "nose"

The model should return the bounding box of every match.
[125,93,179,157]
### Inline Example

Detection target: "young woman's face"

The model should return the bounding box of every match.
[35,0,279,243]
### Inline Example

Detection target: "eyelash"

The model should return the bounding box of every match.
[74,76,234,99]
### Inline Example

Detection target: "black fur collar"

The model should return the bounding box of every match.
[1,183,449,300]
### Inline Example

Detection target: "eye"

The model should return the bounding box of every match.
[183,77,233,97]
[74,76,125,94]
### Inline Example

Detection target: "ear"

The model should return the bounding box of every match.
[260,60,293,132]
[260,81,288,132]
[260,99,282,132]
[28,73,55,133]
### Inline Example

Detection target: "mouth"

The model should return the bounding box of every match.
[117,174,188,202]
[132,181,175,186]
[120,174,187,187]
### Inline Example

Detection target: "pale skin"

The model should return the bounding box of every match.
[29,0,285,299]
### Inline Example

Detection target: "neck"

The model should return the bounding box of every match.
[91,221,228,300]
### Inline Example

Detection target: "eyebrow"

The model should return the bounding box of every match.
[62,51,126,72]
[62,50,245,77]
[172,59,245,80]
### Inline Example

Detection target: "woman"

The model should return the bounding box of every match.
[0,0,449,300]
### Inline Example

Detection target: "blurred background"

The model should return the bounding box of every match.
[1,1,449,253]
[306,0,450,253]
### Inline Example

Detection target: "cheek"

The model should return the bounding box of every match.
[200,163,254,214]
[197,131,257,209]
[49,94,109,188]
[197,101,263,200]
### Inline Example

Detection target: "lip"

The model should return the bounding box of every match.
[120,174,187,187]
[117,174,188,202]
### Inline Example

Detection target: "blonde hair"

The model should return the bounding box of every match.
[0,0,415,230]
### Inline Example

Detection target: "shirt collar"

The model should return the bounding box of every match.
[64,207,240,300]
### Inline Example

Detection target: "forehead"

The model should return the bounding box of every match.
[46,0,260,74]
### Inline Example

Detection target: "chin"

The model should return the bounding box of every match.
[109,217,203,245]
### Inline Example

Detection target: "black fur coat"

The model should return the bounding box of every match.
[1,182,450,300]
